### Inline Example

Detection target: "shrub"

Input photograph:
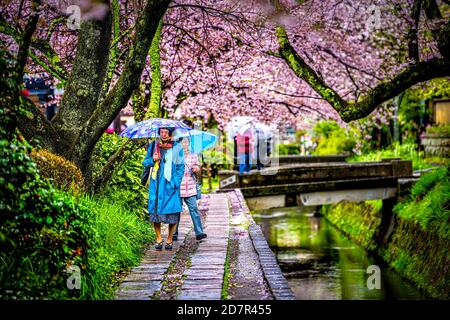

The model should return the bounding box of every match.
[1,145,152,299]
[425,124,450,135]
[348,142,431,170]
[0,177,94,299]
[394,166,449,239]
[279,143,300,155]
[1,134,151,299]
[91,134,148,217]
[311,120,355,155]
[30,148,85,194]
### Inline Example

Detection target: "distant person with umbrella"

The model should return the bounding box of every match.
[142,127,185,250]
[236,125,254,175]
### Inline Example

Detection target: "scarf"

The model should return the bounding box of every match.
[151,138,174,182]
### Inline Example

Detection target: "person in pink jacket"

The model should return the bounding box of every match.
[173,137,207,241]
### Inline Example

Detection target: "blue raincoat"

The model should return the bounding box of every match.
[142,141,185,215]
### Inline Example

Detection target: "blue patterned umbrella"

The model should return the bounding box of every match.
[119,118,191,139]
[173,129,218,153]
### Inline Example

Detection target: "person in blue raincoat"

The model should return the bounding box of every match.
[142,127,185,250]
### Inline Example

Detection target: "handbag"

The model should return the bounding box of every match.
[141,142,155,186]
[187,164,202,200]
[141,166,150,186]
[195,177,202,200]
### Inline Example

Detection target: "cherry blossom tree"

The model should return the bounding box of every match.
[2,0,449,191]
[273,0,450,121]
[1,0,170,190]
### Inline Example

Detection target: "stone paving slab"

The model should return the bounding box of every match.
[114,198,204,300]
[177,194,230,300]
[177,290,222,300]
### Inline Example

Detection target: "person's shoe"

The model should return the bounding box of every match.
[172,235,178,241]
[196,233,207,241]
[165,242,173,250]
[154,241,163,251]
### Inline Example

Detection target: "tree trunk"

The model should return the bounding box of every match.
[90,15,167,192]
[52,7,113,155]
[147,19,163,119]
[69,0,171,176]
[207,163,212,192]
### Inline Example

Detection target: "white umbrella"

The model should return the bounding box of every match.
[226,116,255,138]
[254,122,273,138]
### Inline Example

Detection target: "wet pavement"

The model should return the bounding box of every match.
[115,191,293,300]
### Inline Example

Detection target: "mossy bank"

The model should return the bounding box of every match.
[321,167,449,299]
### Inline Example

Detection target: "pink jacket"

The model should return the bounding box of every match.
[180,153,200,198]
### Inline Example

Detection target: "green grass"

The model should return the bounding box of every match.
[221,210,232,300]
[202,175,220,193]
[394,166,449,240]
[80,192,154,299]
[321,200,382,252]
[383,218,449,299]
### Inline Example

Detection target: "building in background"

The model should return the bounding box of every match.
[430,99,450,125]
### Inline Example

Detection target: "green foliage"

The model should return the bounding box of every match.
[394,167,450,239]
[0,42,151,300]
[91,133,148,217]
[0,174,94,299]
[201,175,220,193]
[398,91,429,143]
[349,142,431,170]
[0,47,20,141]
[321,200,382,252]
[30,148,85,194]
[383,218,450,299]
[203,140,232,174]
[426,124,450,135]
[409,78,450,101]
[78,192,153,299]
[0,122,93,299]
[0,160,153,300]
[311,120,356,155]
[278,143,300,155]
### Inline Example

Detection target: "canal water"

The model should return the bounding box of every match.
[252,206,426,300]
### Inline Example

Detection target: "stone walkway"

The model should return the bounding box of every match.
[114,200,202,300]
[115,192,294,300]
[178,194,230,300]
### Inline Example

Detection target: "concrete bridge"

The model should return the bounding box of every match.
[220,158,413,208]
[230,154,350,171]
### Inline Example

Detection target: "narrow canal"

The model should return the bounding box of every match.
[252,206,426,300]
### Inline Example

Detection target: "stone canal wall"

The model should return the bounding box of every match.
[421,133,450,157]
[321,201,449,299]
[228,189,296,300]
